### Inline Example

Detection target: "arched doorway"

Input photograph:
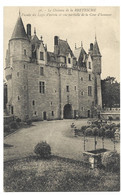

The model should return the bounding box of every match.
[63,104,72,119]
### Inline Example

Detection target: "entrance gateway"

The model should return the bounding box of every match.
[63,104,72,119]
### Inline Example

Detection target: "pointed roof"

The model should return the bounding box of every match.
[58,39,74,57]
[74,46,87,60]
[11,16,28,40]
[93,38,101,56]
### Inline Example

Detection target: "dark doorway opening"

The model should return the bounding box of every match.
[88,110,90,118]
[63,104,72,119]
[43,111,47,120]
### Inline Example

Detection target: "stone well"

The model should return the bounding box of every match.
[83,148,109,169]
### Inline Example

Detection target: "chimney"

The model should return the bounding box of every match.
[54,36,59,46]
[90,43,93,50]
[27,24,31,38]
[54,36,59,55]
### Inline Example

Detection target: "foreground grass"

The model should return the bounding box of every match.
[4,155,120,192]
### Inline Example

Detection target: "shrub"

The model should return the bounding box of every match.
[26,119,32,125]
[92,127,99,136]
[110,123,117,130]
[116,117,120,120]
[10,121,18,129]
[108,116,113,121]
[80,126,88,134]
[98,127,105,137]
[116,123,120,128]
[104,124,110,129]
[16,118,21,123]
[85,127,92,136]
[102,151,120,172]
[4,125,10,132]
[105,129,114,138]
[34,141,51,158]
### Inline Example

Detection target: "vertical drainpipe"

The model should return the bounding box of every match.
[58,66,62,119]
[78,67,80,117]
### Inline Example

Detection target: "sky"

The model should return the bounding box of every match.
[4,6,120,81]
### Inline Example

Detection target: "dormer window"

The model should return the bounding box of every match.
[40,52,44,60]
[68,58,71,64]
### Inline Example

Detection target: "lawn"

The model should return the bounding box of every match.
[4,155,120,192]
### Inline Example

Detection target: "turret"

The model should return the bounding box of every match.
[92,36,102,108]
[92,36,102,74]
[9,15,31,63]
[5,14,31,120]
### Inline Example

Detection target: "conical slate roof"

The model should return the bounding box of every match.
[11,16,28,40]
[93,39,101,56]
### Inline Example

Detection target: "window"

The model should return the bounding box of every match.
[39,82,45,94]
[81,107,84,111]
[68,58,71,64]
[68,69,72,75]
[75,86,76,91]
[88,62,91,69]
[11,106,14,114]
[40,52,44,60]
[64,57,67,64]
[88,86,92,96]
[24,86,26,90]
[66,85,69,92]
[32,100,35,105]
[24,49,26,55]
[51,102,52,105]
[40,67,44,75]
[80,77,83,81]
[81,91,84,96]
[89,74,92,81]
[18,96,20,100]
[24,65,26,69]
[35,111,37,115]
[52,111,54,116]
[17,72,19,77]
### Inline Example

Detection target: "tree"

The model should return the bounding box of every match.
[101,77,120,108]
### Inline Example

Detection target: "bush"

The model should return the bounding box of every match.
[105,129,114,138]
[10,121,18,129]
[104,124,110,129]
[116,117,120,120]
[110,123,117,130]
[16,118,21,123]
[98,127,105,137]
[85,127,92,136]
[80,126,88,135]
[116,123,120,128]
[34,141,51,158]
[92,127,99,136]
[108,116,113,121]
[26,119,32,125]
[102,151,120,172]
[4,125,10,132]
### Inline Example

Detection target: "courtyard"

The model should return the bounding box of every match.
[4,119,120,162]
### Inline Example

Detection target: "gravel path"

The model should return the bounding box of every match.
[4,119,120,162]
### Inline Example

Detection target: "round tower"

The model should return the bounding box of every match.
[6,15,31,120]
[92,36,102,109]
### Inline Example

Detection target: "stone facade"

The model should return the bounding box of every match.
[5,15,102,121]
